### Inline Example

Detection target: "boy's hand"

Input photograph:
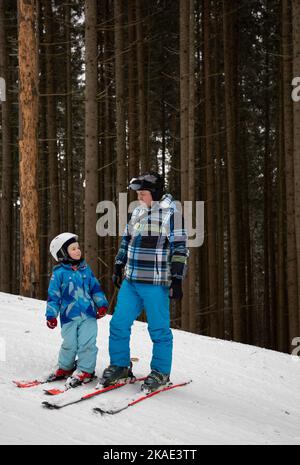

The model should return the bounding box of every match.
[96,306,108,319]
[46,317,57,329]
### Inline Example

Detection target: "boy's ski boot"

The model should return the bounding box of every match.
[141,370,171,394]
[98,364,134,388]
[46,367,74,382]
[65,369,95,389]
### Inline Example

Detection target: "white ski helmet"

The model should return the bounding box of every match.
[49,232,78,261]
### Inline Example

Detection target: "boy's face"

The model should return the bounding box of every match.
[137,190,153,208]
[67,242,82,260]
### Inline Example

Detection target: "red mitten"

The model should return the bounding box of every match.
[96,306,107,319]
[47,317,57,329]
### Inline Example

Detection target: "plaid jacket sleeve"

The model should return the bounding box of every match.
[115,221,132,266]
[168,210,189,279]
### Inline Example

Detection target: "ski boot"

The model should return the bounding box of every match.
[46,367,74,383]
[65,369,95,389]
[141,370,171,394]
[98,364,134,388]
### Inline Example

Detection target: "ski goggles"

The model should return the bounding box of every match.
[128,174,158,191]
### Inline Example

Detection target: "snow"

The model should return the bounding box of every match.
[0,291,300,445]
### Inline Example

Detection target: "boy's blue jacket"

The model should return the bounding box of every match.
[45,260,108,326]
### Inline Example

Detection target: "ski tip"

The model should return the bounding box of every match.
[42,401,60,410]
[12,380,22,387]
[13,380,40,388]
[93,407,121,416]
[93,407,106,416]
[44,388,65,396]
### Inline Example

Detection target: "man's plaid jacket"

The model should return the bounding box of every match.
[115,194,189,286]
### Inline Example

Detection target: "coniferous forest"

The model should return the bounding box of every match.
[1,0,300,354]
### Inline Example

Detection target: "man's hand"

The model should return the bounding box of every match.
[112,264,124,289]
[169,278,183,301]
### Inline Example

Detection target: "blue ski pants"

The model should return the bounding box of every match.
[109,279,173,374]
[58,316,98,374]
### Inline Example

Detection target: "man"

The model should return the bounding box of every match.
[101,172,189,392]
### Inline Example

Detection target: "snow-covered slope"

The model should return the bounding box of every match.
[0,291,300,445]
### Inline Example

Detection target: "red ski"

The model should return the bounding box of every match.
[44,387,69,396]
[93,380,192,415]
[13,380,42,388]
[42,377,146,409]
[13,377,65,388]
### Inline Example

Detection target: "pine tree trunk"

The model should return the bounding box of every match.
[223,0,242,342]
[114,0,127,195]
[262,3,277,349]
[65,2,74,232]
[282,0,299,347]
[292,0,300,330]
[85,0,99,274]
[188,0,197,333]
[18,0,40,297]
[203,0,218,337]
[237,118,253,344]
[263,23,272,347]
[128,0,137,194]
[136,0,147,172]
[213,2,224,338]
[215,98,225,339]
[44,0,60,240]
[103,0,114,298]
[180,0,190,331]
[38,0,49,299]
[277,53,288,352]
[0,0,13,293]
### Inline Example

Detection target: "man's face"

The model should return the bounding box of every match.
[67,242,82,260]
[137,190,153,207]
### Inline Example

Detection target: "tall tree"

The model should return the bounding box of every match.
[203,0,219,337]
[18,0,39,297]
[180,0,190,331]
[213,0,225,338]
[43,0,60,240]
[0,0,13,293]
[277,51,287,352]
[223,0,242,341]
[114,0,127,196]
[128,0,138,191]
[84,0,99,274]
[263,2,275,347]
[136,0,147,172]
[292,0,300,328]
[38,0,49,299]
[65,2,74,232]
[102,0,115,296]
[282,0,299,347]
[188,0,196,333]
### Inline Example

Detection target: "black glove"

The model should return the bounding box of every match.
[112,264,124,289]
[169,278,183,301]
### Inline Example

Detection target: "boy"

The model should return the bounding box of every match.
[46,232,108,388]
